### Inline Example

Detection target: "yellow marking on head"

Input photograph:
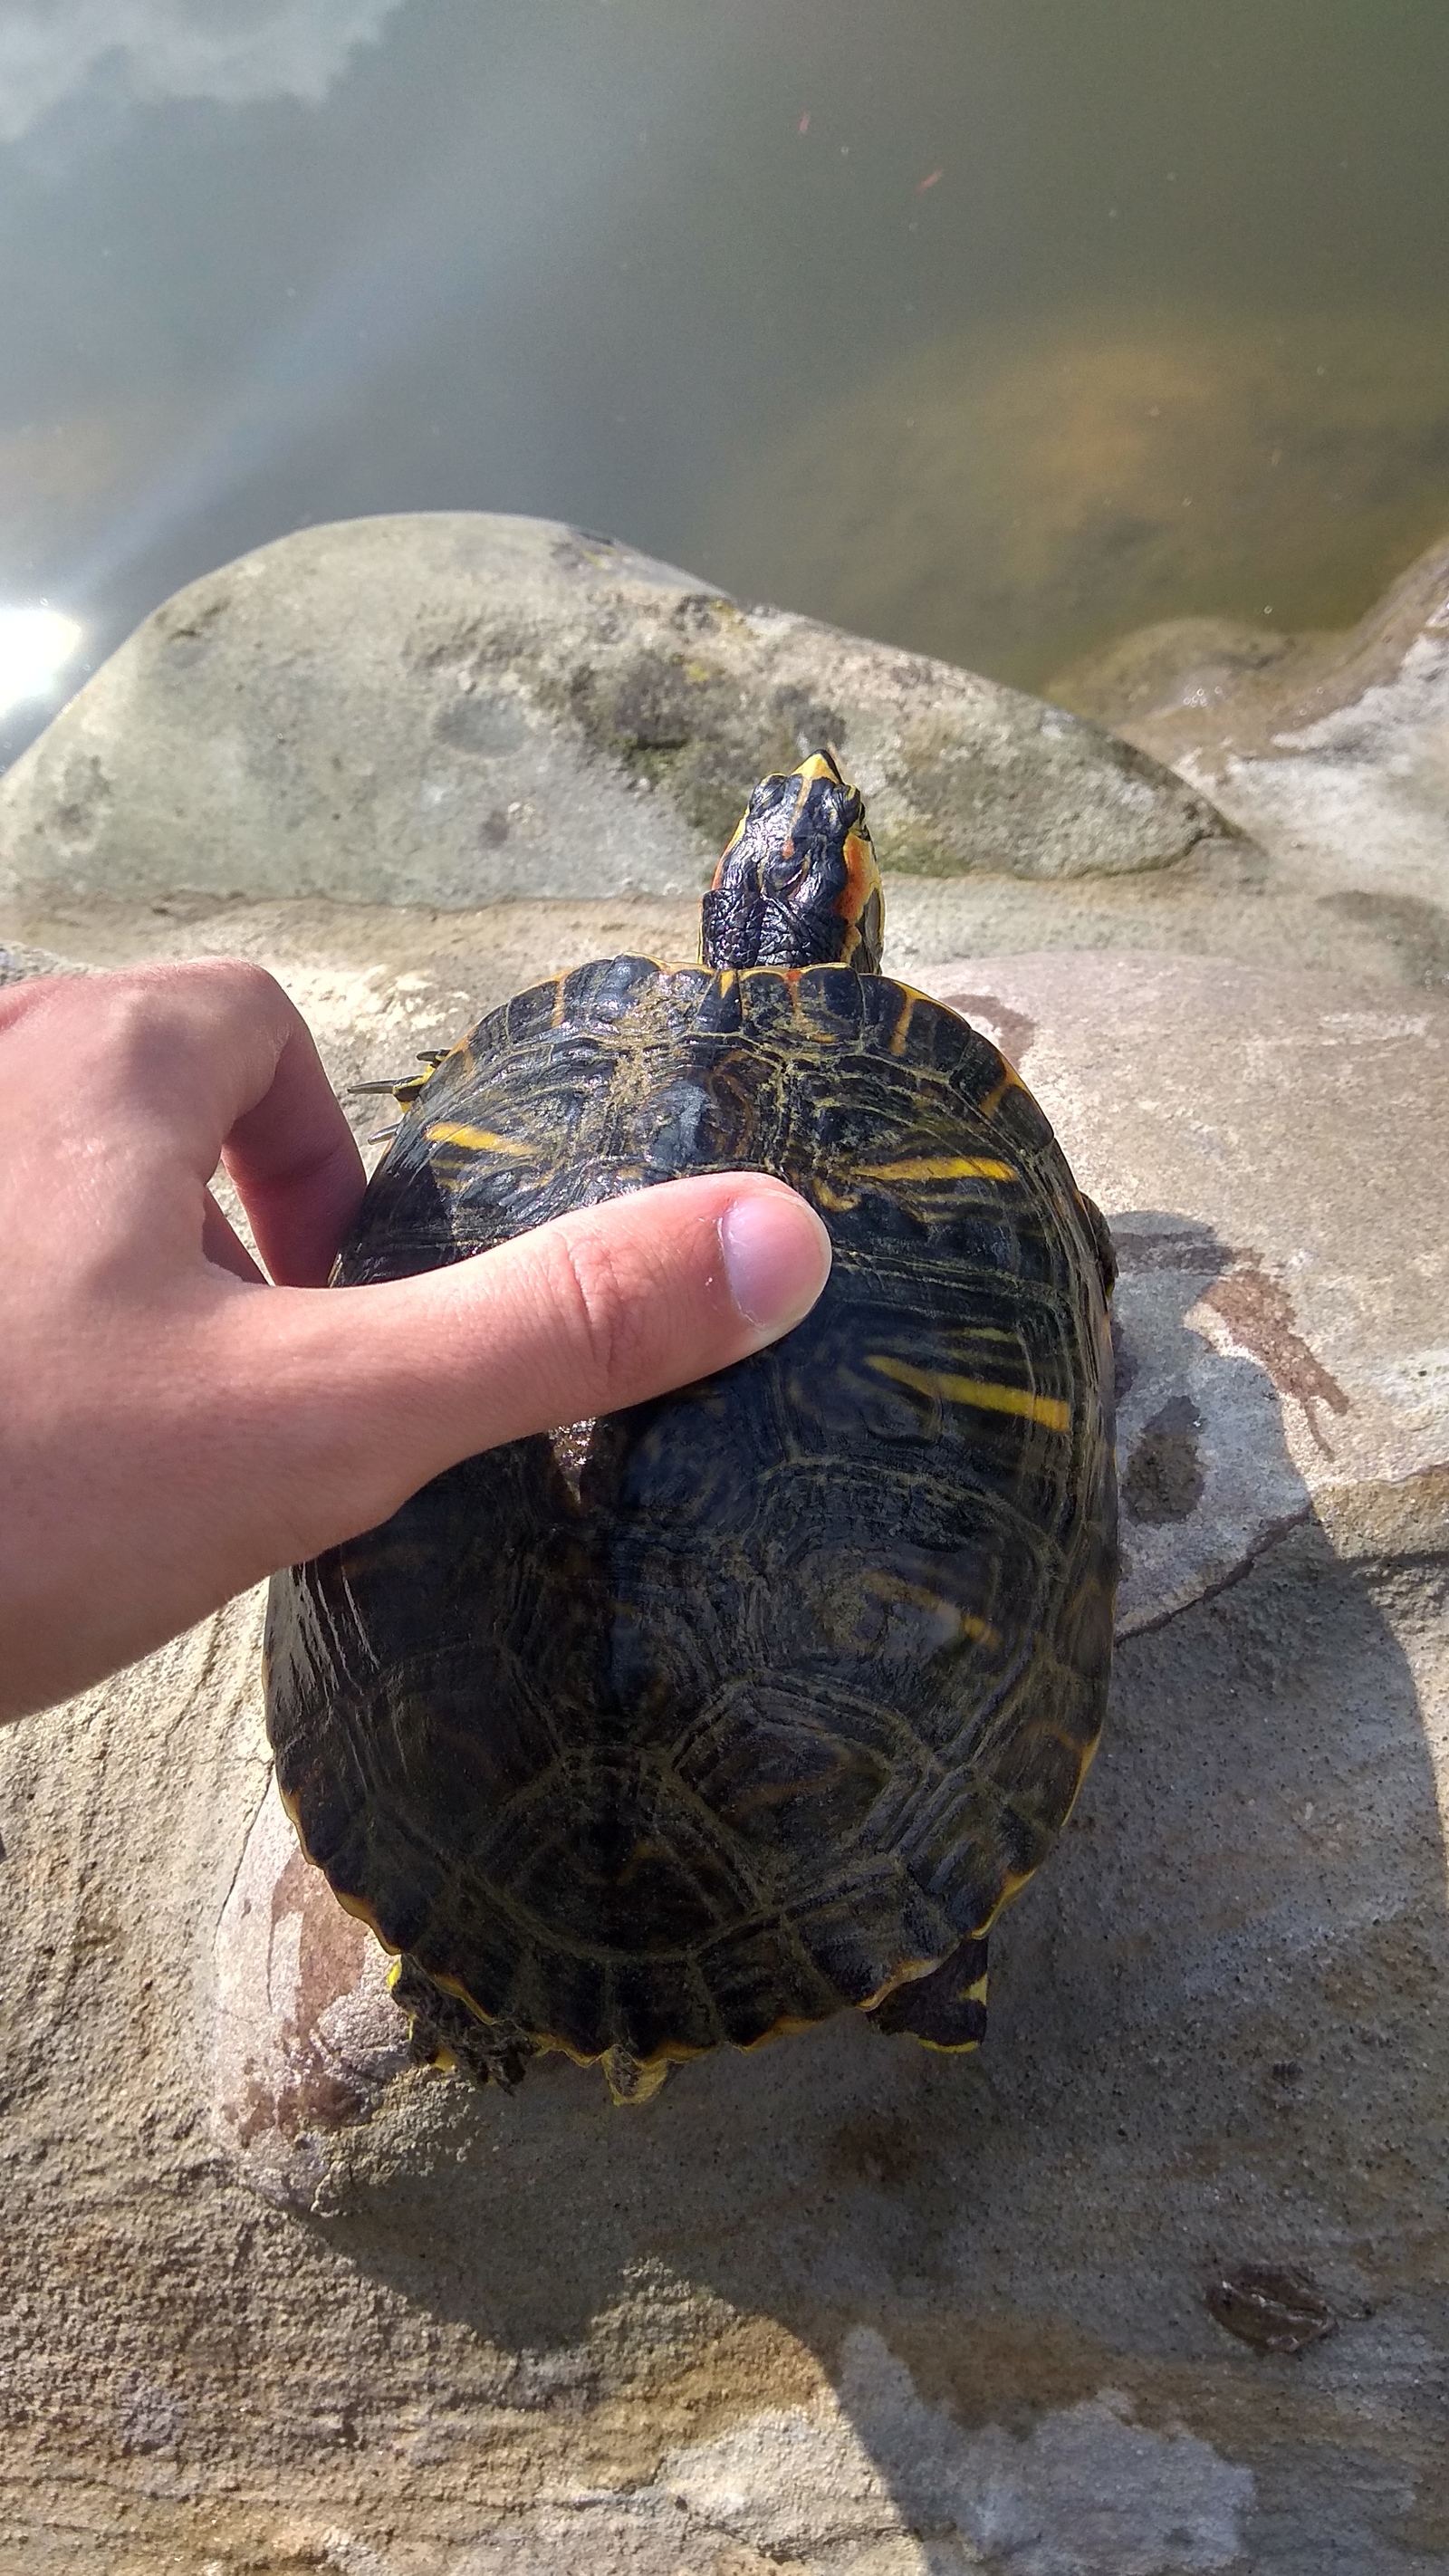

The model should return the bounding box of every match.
[858,1154,1016,1184]
[713,812,747,879]
[811,1179,860,1213]
[792,748,846,790]
[866,1353,1071,1435]
[888,993,915,1056]
[424,1121,533,1157]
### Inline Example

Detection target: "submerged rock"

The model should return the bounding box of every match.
[1053,526,1449,937]
[701,307,1449,694]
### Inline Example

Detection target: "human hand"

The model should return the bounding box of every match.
[0,960,831,1723]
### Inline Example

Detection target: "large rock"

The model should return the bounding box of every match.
[10,515,1449,1002]
[1,943,1446,2572]
[0,513,1233,912]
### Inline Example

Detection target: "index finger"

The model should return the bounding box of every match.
[40,961,367,1288]
[212,971,368,1286]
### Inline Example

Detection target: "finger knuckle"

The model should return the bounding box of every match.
[548,1219,648,1390]
[90,959,294,1094]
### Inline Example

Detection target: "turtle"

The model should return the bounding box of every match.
[264,749,1118,2104]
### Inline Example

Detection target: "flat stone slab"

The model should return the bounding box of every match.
[0,512,1233,914]
[3,942,1448,2570]
[915,953,1449,1633]
[214,950,1449,2206]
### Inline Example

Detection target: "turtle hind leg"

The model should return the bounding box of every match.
[389,1956,536,2091]
[866,1934,990,2052]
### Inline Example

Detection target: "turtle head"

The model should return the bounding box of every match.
[700,748,884,975]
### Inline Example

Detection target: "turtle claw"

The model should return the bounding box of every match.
[350,1072,432,1108]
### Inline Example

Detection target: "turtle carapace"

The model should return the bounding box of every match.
[264,750,1118,2103]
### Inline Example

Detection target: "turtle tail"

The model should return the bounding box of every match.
[866,1934,990,2052]
[389,1956,537,2091]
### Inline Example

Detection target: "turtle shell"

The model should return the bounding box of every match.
[264,955,1117,2081]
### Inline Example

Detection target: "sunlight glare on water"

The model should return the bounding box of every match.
[0,607,82,721]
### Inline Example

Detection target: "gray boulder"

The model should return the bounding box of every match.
[0,513,1233,912]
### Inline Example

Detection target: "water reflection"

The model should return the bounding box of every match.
[1,0,1446,766]
[0,0,408,143]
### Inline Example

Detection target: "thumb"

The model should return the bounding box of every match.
[221,1173,833,1569]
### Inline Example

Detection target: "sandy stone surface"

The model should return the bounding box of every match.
[0,513,1232,916]
[2,520,1448,2570]
[1,926,1445,2572]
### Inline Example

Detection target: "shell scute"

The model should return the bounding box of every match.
[265,948,1117,2075]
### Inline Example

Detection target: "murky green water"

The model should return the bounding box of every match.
[1,0,1446,758]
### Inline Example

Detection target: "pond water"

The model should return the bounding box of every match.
[2,0,1447,764]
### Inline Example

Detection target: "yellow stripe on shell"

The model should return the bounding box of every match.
[273,1774,403,1958]
[907,1958,993,2055]
[866,1353,1071,1435]
[978,1064,1027,1118]
[601,2050,672,2106]
[861,1568,1000,1650]
[424,1122,534,1156]
[888,993,915,1056]
[857,1154,1016,1184]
